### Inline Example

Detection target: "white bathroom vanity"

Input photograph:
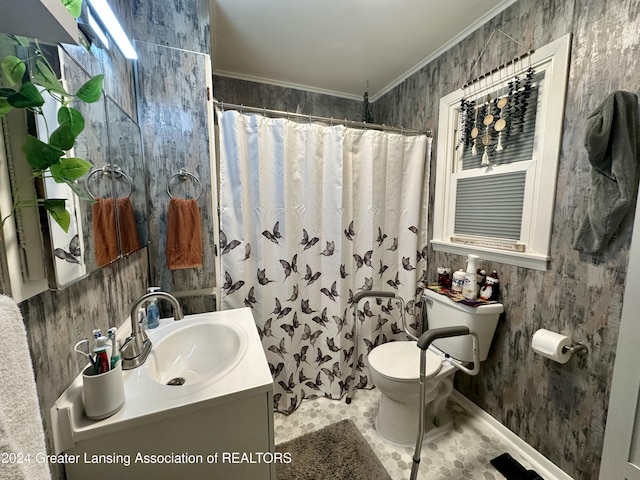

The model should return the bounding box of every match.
[51,308,275,479]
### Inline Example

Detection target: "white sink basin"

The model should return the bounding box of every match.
[128,314,249,400]
[145,322,243,387]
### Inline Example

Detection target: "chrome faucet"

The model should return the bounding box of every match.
[120,291,185,370]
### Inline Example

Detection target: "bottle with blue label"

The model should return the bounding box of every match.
[146,287,161,329]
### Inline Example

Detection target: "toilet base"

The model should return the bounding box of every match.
[375,407,453,447]
[373,375,455,447]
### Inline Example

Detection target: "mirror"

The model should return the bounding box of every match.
[47,61,149,284]
[1,36,149,294]
[39,50,149,286]
[104,95,149,255]
[39,45,112,286]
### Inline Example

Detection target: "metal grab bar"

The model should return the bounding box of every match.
[409,327,480,480]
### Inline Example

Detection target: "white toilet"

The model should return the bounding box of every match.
[367,288,504,446]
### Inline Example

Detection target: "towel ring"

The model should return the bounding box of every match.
[166,168,203,200]
[86,164,133,200]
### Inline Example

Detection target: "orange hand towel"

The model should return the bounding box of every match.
[116,197,141,255]
[92,197,118,267]
[166,198,203,270]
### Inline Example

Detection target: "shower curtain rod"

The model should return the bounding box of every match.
[213,100,431,137]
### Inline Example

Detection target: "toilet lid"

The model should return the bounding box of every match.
[368,341,442,381]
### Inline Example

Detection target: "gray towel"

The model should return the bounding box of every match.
[573,91,640,253]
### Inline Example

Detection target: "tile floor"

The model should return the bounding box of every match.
[274,387,534,480]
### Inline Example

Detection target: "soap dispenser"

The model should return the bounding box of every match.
[462,254,480,300]
[146,287,161,329]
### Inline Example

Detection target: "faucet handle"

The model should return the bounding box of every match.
[136,306,146,325]
[120,335,135,355]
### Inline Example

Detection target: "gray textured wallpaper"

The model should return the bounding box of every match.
[374,0,638,478]
[136,40,216,314]
[213,75,363,120]
[132,0,210,54]
[130,0,216,315]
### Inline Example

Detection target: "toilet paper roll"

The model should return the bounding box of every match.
[531,329,572,364]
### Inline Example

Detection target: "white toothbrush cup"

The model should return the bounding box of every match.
[82,362,125,420]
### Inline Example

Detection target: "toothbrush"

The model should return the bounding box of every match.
[107,327,120,369]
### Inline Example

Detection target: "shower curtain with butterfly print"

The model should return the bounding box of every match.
[217,108,431,414]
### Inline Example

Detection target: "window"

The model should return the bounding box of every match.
[431,34,571,271]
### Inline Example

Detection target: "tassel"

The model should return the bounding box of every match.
[481,148,490,166]
[472,142,477,157]
[496,132,504,152]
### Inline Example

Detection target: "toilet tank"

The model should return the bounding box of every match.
[422,288,503,362]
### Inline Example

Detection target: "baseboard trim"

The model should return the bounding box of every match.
[450,390,574,480]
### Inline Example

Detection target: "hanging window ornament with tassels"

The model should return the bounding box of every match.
[455,28,535,167]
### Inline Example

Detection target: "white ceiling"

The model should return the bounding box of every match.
[212,0,519,101]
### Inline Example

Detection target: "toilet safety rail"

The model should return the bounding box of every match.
[421,295,481,377]
[410,327,480,480]
[345,290,413,405]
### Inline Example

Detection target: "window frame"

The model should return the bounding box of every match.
[431,34,571,271]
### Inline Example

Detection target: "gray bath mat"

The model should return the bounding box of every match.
[275,419,392,480]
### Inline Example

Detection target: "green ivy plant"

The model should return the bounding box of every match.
[0,36,103,233]
[61,0,83,18]
[0,0,97,233]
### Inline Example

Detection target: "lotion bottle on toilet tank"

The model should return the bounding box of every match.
[462,254,479,300]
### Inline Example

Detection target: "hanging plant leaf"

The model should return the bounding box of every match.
[61,0,83,18]
[0,98,12,117]
[50,157,92,182]
[0,34,29,47]
[49,123,77,150]
[33,59,67,96]
[65,178,94,203]
[43,199,71,232]
[57,106,85,136]
[0,87,16,97]
[2,34,98,232]
[1,55,26,86]
[75,74,104,103]
[14,35,29,47]
[22,134,64,170]
[7,82,45,108]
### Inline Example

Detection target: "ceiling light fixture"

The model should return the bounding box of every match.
[86,10,109,49]
[86,0,137,60]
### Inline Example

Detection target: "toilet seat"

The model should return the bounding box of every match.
[368,341,443,382]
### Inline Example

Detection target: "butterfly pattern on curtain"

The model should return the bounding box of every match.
[217,109,431,414]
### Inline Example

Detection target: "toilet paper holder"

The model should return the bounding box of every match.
[562,342,588,355]
[531,329,588,363]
